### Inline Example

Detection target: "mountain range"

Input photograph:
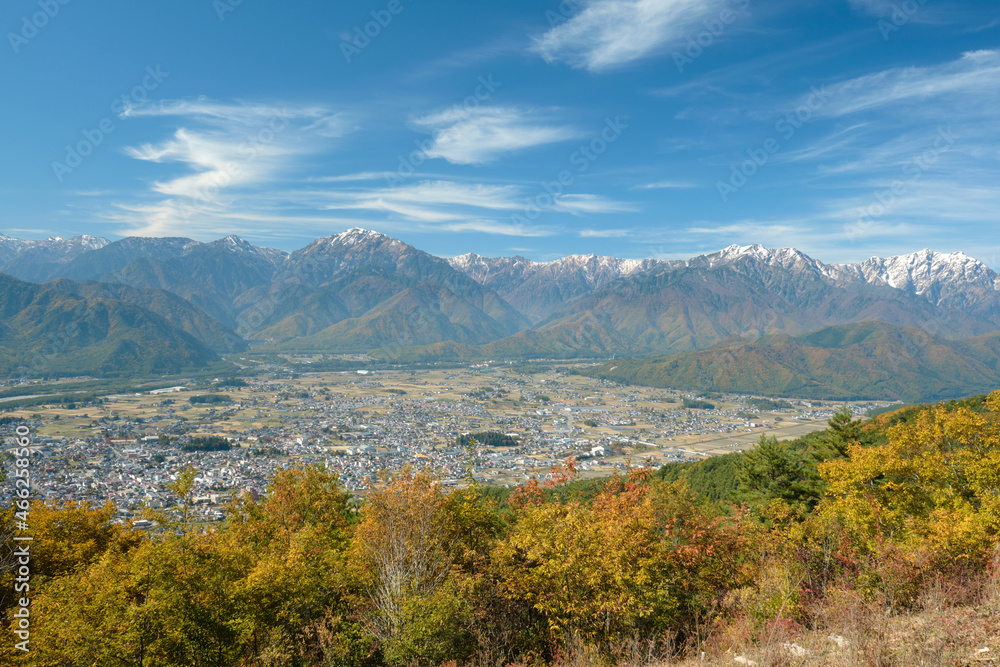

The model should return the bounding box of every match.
[3,229,1000,393]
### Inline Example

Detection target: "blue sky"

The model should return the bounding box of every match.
[1,0,998,264]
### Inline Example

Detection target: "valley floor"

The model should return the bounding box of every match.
[0,364,891,515]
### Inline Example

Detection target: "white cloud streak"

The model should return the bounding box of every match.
[114,99,353,236]
[413,106,580,165]
[110,101,634,240]
[631,180,697,190]
[314,180,635,222]
[816,50,1000,118]
[579,228,634,238]
[532,0,728,72]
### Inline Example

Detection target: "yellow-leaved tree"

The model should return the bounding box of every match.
[818,393,1000,604]
[495,470,679,648]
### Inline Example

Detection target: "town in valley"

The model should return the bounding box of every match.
[0,359,893,525]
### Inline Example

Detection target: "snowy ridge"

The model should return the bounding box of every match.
[210,235,288,264]
[836,249,1000,298]
[451,243,1000,309]
[218,234,256,250]
[3,228,998,309]
[329,227,391,248]
[693,244,829,276]
[0,234,109,265]
[449,252,657,288]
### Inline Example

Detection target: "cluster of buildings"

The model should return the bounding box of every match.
[0,367,891,523]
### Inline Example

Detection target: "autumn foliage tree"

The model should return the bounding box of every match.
[350,468,461,663]
[817,399,1000,606]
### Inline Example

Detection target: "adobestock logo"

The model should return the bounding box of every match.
[7,0,72,54]
[214,0,246,21]
[844,126,957,242]
[51,66,170,183]
[340,0,415,64]
[877,0,929,40]
[672,0,751,74]
[716,85,830,202]
[511,116,628,225]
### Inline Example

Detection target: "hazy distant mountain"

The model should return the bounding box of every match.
[1,235,109,282]
[686,244,1000,326]
[580,321,1000,402]
[837,248,1000,297]
[449,253,659,322]
[836,249,1000,327]
[0,274,219,376]
[0,234,38,266]
[56,236,201,281]
[0,234,287,329]
[439,244,1000,358]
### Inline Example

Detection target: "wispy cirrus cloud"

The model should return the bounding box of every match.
[553,194,637,215]
[106,171,635,240]
[123,100,351,198]
[107,101,634,240]
[309,171,399,183]
[631,180,697,190]
[669,49,1000,244]
[314,179,635,222]
[756,52,1000,225]
[579,228,634,238]
[532,0,729,72]
[848,0,979,26]
[815,50,1000,118]
[847,0,896,16]
[412,106,581,165]
[111,99,353,236]
[438,221,557,237]
[314,181,522,223]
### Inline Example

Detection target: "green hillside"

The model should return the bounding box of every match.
[0,274,220,377]
[581,321,1000,402]
[48,279,246,353]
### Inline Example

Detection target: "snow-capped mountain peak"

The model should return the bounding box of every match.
[212,234,263,254]
[716,243,768,260]
[449,252,484,271]
[843,248,999,298]
[689,244,827,277]
[330,227,389,248]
